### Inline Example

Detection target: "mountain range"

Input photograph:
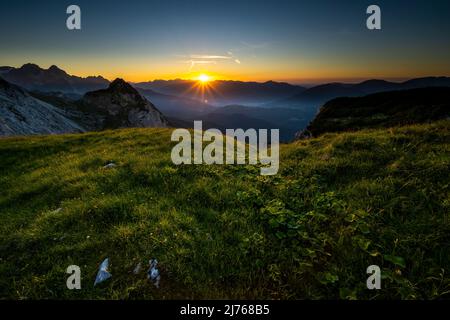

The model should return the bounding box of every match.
[1,63,110,94]
[1,63,450,140]
[134,79,305,106]
[276,77,450,110]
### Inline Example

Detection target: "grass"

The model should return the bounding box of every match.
[0,121,449,299]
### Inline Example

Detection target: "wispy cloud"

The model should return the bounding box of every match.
[177,52,242,71]
[189,55,232,60]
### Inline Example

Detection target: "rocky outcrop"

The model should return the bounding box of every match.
[0,77,85,136]
[82,78,169,129]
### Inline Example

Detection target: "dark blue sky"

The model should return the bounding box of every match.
[1,0,450,83]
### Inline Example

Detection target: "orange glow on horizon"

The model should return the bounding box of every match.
[22,62,450,85]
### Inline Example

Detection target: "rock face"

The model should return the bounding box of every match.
[0,77,85,136]
[82,78,169,128]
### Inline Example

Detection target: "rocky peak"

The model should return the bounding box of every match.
[108,78,139,94]
[48,65,67,75]
[20,63,42,74]
[81,78,169,129]
[84,78,144,106]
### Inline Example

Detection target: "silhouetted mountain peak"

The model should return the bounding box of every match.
[48,65,67,75]
[358,79,390,85]
[108,78,138,94]
[20,63,42,74]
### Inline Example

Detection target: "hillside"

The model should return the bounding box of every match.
[0,121,449,299]
[305,87,450,137]
[277,77,450,110]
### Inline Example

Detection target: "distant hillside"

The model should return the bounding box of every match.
[305,87,450,137]
[1,64,110,94]
[275,77,450,110]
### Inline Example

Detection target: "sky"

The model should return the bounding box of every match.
[1,0,450,84]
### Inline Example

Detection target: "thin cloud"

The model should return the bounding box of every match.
[178,52,242,71]
[190,55,232,60]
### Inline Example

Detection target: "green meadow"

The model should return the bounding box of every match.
[0,121,449,299]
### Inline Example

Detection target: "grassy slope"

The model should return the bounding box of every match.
[0,121,449,299]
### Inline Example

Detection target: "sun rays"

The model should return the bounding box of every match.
[175,73,222,104]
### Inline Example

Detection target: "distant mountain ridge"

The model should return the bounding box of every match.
[134,79,305,106]
[0,66,13,75]
[279,77,450,109]
[1,63,110,94]
[2,63,450,140]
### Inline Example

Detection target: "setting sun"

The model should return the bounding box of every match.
[198,74,211,83]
